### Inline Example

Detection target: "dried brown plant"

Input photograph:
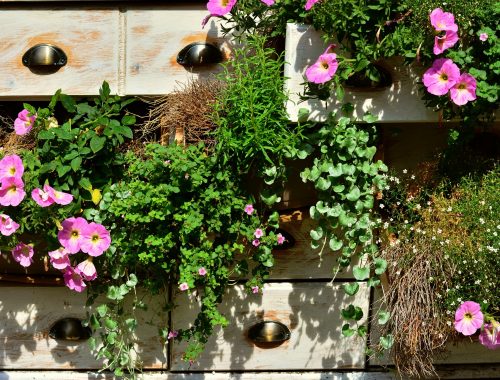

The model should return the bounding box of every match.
[141,78,224,147]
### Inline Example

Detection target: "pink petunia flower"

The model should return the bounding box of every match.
[252,239,260,247]
[251,285,260,294]
[0,214,20,236]
[305,0,321,11]
[305,45,338,84]
[167,330,179,340]
[58,217,89,254]
[76,258,97,281]
[429,8,458,32]
[31,187,55,207]
[480,33,488,41]
[244,204,254,215]
[206,0,237,16]
[63,266,87,293]
[0,154,24,179]
[454,301,484,336]
[198,267,207,276]
[0,176,26,207]
[45,184,73,205]
[14,109,36,135]
[254,228,264,239]
[11,242,34,268]
[450,73,477,106]
[434,30,459,55]
[48,247,71,270]
[80,222,111,257]
[261,0,274,5]
[479,322,500,350]
[422,58,460,96]
[179,282,189,291]
[277,233,285,245]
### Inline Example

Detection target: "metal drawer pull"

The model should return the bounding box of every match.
[49,317,92,341]
[248,321,291,344]
[176,42,223,67]
[22,43,67,68]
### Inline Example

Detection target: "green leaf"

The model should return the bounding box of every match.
[70,156,82,172]
[367,277,381,287]
[343,282,359,296]
[353,265,370,280]
[297,108,310,123]
[121,114,136,126]
[374,258,387,275]
[90,136,106,153]
[362,112,377,123]
[315,177,331,191]
[56,165,71,178]
[342,323,355,337]
[126,273,138,287]
[329,236,343,251]
[346,186,361,201]
[104,318,118,330]
[310,225,324,241]
[37,130,55,140]
[79,177,92,191]
[378,310,390,325]
[380,334,394,350]
[48,89,61,109]
[60,94,77,112]
[357,325,368,337]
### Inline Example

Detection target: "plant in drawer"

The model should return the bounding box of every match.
[214,0,498,124]
[375,144,500,377]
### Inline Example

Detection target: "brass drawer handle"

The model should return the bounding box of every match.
[248,321,291,344]
[49,317,92,342]
[22,43,67,69]
[177,42,223,67]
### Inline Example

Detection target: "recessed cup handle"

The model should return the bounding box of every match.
[49,317,92,341]
[176,42,223,67]
[22,43,67,68]
[247,321,291,344]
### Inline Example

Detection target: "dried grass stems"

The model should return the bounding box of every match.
[0,113,35,154]
[141,78,224,148]
[378,196,474,378]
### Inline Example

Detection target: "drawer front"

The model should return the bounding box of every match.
[125,6,231,95]
[0,287,167,369]
[171,282,369,371]
[0,9,120,97]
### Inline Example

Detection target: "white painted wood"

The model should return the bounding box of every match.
[270,209,355,280]
[171,282,369,371]
[0,9,120,97]
[125,6,231,96]
[0,287,168,369]
[284,24,439,123]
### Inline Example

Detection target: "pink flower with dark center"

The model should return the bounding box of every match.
[198,267,207,276]
[58,217,89,254]
[63,266,87,293]
[0,176,26,206]
[454,301,484,336]
[167,330,179,340]
[305,45,338,84]
[261,0,274,5]
[76,258,97,281]
[14,109,36,135]
[0,154,24,179]
[479,322,500,350]
[48,247,71,270]
[244,204,254,215]
[251,285,259,294]
[12,242,34,267]
[434,30,459,55]
[31,187,55,207]
[422,58,460,96]
[254,228,264,239]
[277,233,285,245]
[305,0,321,11]
[0,214,19,236]
[450,73,477,106]
[179,282,189,291]
[80,222,111,257]
[429,8,458,32]
[207,0,237,16]
[252,239,260,247]
[45,184,73,205]
[480,33,488,41]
